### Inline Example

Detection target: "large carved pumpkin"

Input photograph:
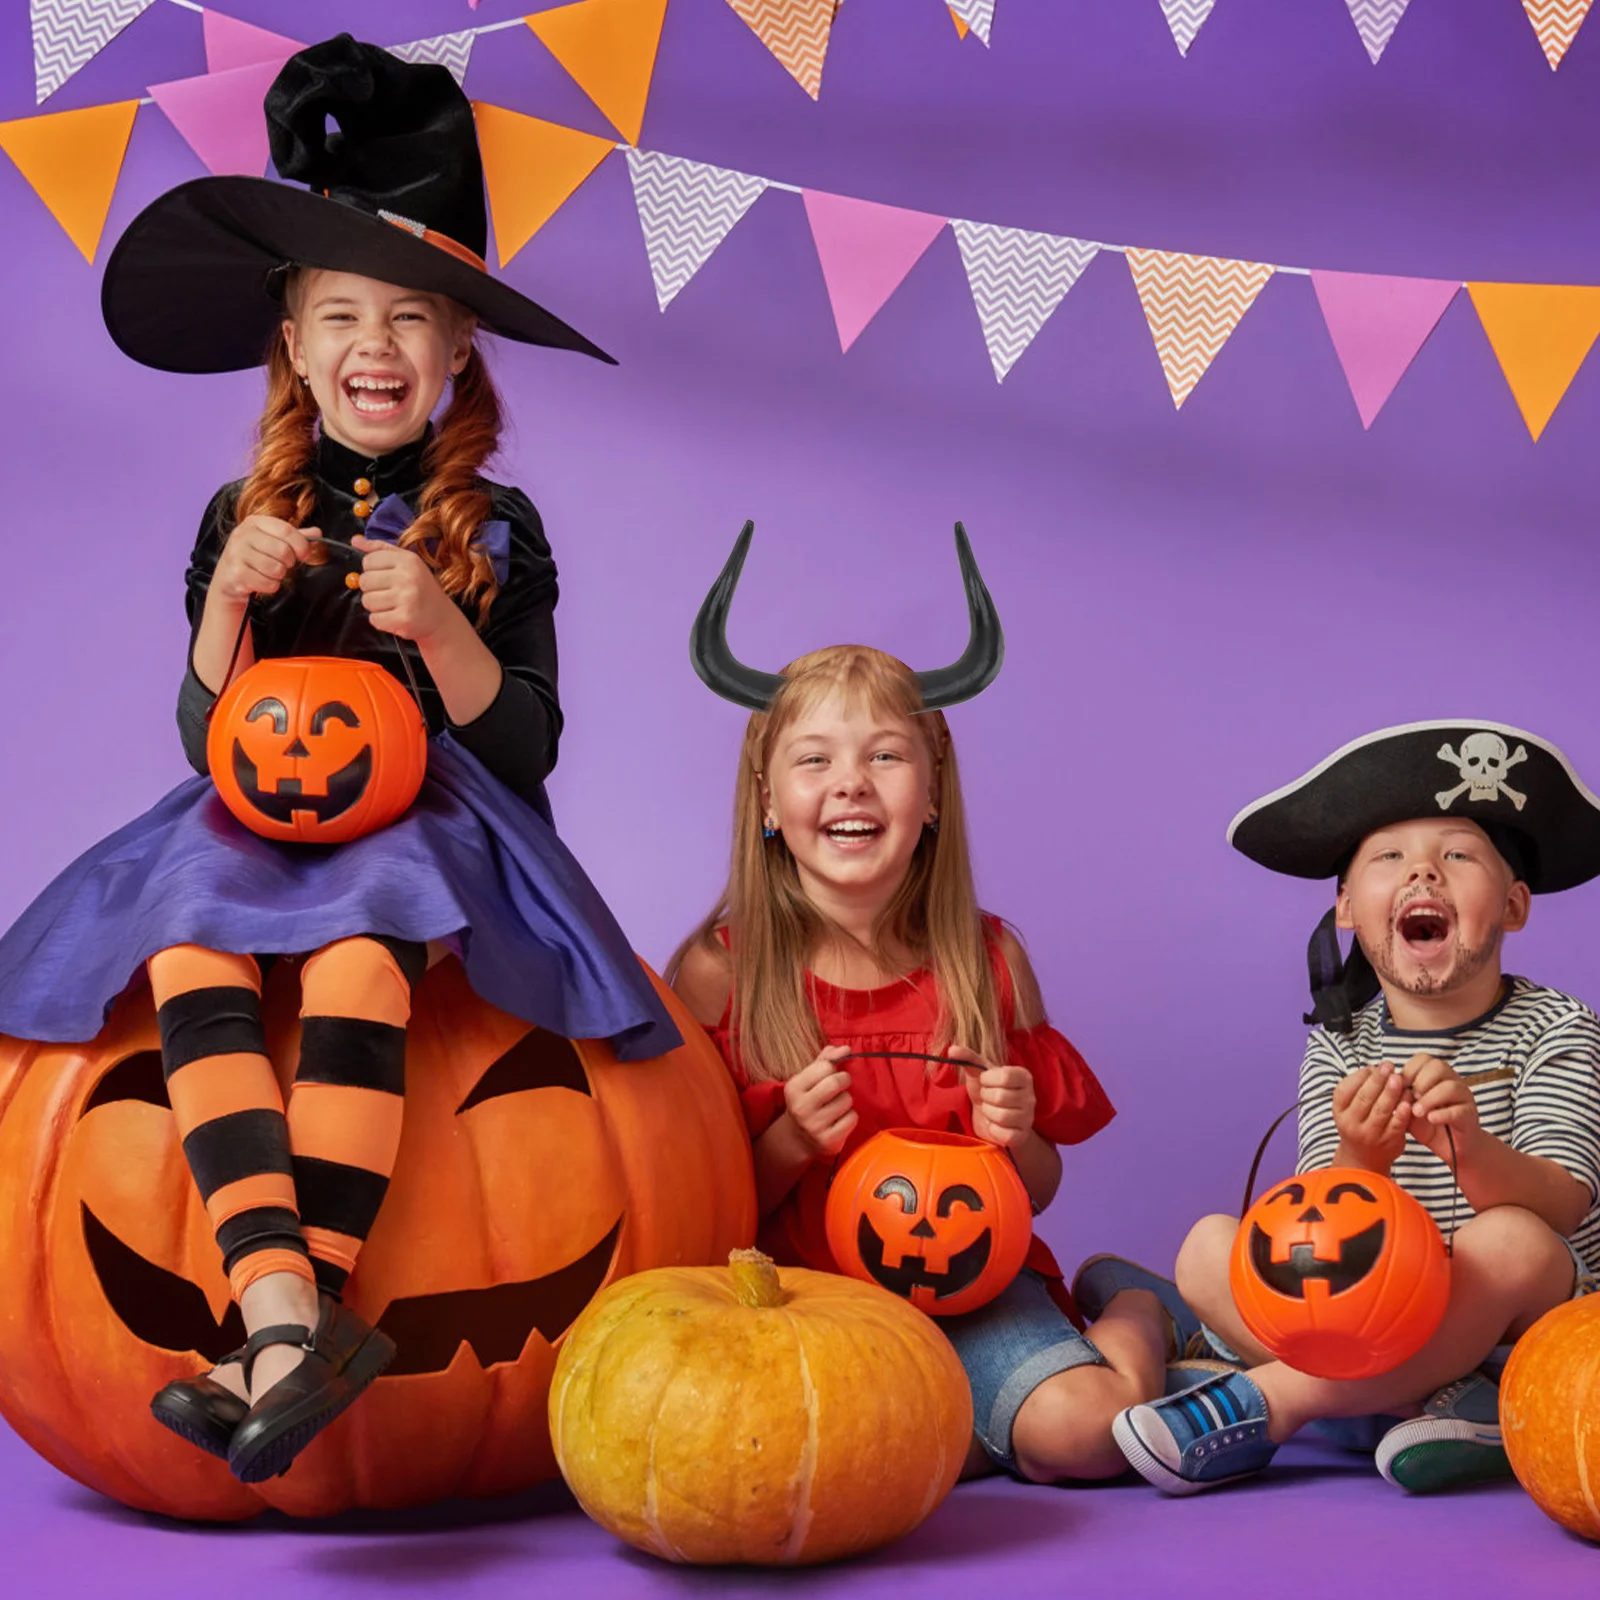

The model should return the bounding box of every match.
[207,656,427,843]
[1228,1168,1449,1380]
[550,1249,972,1565]
[823,1129,1032,1317]
[1501,1295,1600,1542]
[0,958,755,1520]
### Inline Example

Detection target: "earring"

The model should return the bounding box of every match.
[762,818,778,841]
[925,812,940,835]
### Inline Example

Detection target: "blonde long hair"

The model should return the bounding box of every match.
[670,645,1009,1083]
[234,271,506,623]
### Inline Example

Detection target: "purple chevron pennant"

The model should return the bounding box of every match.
[626,148,768,311]
[948,0,995,47]
[389,30,477,87]
[951,220,1098,382]
[1346,0,1413,63]
[1158,0,1217,56]
[31,0,156,103]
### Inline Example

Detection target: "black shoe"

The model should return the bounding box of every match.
[150,1350,250,1459]
[226,1297,395,1484]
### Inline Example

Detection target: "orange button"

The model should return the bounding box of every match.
[352,500,373,518]
[345,571,361,590]
[353,478,372,497]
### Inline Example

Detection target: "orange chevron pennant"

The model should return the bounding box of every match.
[1126,248,1274,409]
[473,103,616,265]
[525,0,668,146]
[0,98,139,261]
[1521,0,1594,69]
[725,0,837,99]
[1468,282,1600,440]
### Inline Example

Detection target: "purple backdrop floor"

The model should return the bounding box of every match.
[3,1421,1593,1599]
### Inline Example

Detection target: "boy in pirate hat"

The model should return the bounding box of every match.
[1111,721,1600,1496]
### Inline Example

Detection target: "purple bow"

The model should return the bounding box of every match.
[362,497,511,586]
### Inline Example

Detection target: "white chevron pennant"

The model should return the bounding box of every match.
[1127,248,1274,408]
[948,0,995,46]
[1345,0,1413,63]
[31,0,155,103]
[952,220,1097,382]
[1522,0,1594,68]
[389,30,477,87]
[1158,0,1217,56]
[626,148,769,311]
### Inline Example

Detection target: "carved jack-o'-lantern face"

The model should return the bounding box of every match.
[824,1130,1032,1317]
[0,959,755,1521]
[1229,1166,1450,1380]
[206,656,428,844]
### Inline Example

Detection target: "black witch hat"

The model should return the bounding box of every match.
[1229,719,1600,1031]
[102,35,611,373]
[690,522,1005,711]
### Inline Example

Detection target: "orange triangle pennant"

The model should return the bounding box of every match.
[0,99,140,262]
[525,0,667,145]
[1468,282,1600,440]
[473,103,616,266]
[950,8,971,38]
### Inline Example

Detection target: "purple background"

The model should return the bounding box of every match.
[4,0,1600,1582]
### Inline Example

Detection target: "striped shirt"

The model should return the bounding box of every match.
[1297,978,1600,1275]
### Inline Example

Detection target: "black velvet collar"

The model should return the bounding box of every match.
[315,427,431,497]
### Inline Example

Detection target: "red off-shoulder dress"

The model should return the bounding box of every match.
[710,921,1115,1320]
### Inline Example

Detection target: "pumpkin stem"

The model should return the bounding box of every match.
[729,1248,787,1308]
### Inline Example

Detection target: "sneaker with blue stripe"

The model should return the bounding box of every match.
[1113,1370,1277,1495]
[1374,1371,1510,1493]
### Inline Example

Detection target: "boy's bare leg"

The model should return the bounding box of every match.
[1175,1213,1277,1365]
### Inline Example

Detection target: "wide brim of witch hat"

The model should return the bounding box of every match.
[1227,719,1600,893]
[100,175,613,374]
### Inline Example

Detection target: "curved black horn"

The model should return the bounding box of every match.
[914,523,1004,709]
[690,521,786,710]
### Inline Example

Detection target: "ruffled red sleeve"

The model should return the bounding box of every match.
[711,1020,789,1141]
[1009,1022,1115,1146]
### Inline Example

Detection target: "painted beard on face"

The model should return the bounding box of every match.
[1362,885,1502,998]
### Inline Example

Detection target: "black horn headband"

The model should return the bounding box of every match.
[689,521,1005,712]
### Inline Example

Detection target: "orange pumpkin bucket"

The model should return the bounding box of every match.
[824,1127,1033,1317]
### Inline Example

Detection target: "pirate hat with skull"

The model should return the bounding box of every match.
[1229,720,1600,1031]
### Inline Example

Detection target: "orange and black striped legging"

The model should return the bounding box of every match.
[146,935,426,1302]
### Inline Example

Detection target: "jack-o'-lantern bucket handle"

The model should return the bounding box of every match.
[208,544,428,717]
[1242,1088,1462,1257]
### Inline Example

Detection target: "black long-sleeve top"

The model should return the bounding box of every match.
[177,431,561,808]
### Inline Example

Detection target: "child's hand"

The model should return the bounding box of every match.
[949,1047,1036,1149]
[783,1046,856,1157]
[1331,1063,1410,1172]
[1399,1052,1481,1161]
[352,535,456,643]
[213,516,320,604]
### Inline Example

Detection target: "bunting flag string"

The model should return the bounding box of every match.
[7,6,1600,436]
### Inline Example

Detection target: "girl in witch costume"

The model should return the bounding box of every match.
[669,526,1203,1484]
[1113,722,1600,1498]
[0,36,678,1484]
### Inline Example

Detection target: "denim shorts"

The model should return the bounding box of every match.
[938,1268,1106,1474]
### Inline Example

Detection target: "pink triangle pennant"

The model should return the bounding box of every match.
[148,58,287,176]
[201,11,302,73]
[1311,271,1460,428]
[802,190,947,352]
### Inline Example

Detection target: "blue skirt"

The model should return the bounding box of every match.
[0,734,680,1061]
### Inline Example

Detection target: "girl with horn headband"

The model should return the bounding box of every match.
[671,524,1204,1484]
[0,36,678,1483]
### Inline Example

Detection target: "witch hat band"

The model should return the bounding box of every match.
[101,35,610,374]
[690,522,1005,711]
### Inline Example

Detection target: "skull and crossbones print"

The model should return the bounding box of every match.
[1435,733,1529,812]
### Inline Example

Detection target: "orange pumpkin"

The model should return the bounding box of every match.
[1228,1167,1449,1380]
[550,1249,972,1565]
[207,655,427,843]
[1501,1295,1600,1541]
[0,958,755,1520]
[823,1128,1032,1317]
